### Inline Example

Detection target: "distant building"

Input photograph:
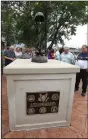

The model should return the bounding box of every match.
[69,47,80,54]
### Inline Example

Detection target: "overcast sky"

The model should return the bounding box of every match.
[65,24,87,48]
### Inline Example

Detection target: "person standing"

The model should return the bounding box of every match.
[15,47,22,58]
[48,48,51,59]
[87,46,88,85]
[31,47,36,57]
[22,48,32,59]
[59,47,64,54]
[54,48,60,60]
[75,45,88,96]
[50,49,55,59]
[4,46,16,66]
[48,49,55,59]
[1,42,5,75]
[60,47,75,64]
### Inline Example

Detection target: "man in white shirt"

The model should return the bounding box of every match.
[75,45,88,96]
[60,47,75,64]
[15,47,22,58]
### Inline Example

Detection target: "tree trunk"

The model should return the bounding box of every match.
[49,24,61,49]
[49,12,64,49]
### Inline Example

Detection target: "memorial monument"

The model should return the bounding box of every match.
[4,12,80,131]
[31,12,47,63]
[4,59,80,131]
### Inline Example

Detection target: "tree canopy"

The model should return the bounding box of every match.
[1,1,88,48]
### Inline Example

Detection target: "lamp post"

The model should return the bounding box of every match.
[31,12,48,63]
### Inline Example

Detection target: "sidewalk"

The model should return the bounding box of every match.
[2,75,88,138]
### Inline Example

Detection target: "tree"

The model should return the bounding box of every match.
[1,1,24,45]
[48,1,88,48]
[1,1,88,48]
[1,1,16,45]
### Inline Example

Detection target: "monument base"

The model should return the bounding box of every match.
[4,59,80,131]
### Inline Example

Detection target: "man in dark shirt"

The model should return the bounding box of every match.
[4,46,16,66]
[75,45,88,96]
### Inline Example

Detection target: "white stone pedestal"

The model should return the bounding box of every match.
[4,59,80,131]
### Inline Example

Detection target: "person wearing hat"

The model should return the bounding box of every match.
[4,46,16,66]
[60,47,75,64]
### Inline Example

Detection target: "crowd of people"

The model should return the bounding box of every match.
[2,46,35,67]
[48,45,88,97]
[49,47,75,64]
[1,44,88,97]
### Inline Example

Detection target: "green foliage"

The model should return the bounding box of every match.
[1,1,16,45]
[1,1,88,48]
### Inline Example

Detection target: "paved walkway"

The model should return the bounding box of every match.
[2,75,88,138]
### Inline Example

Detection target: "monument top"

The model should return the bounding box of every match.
[4,59,80,75]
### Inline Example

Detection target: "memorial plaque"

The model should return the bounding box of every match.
[26,91,60,115]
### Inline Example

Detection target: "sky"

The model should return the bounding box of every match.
[64,24,87,48]
[47,24,87,49]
